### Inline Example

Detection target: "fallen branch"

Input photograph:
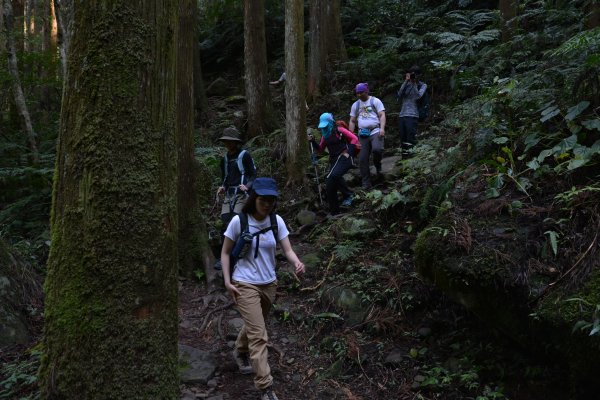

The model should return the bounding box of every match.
[300,254,335,292]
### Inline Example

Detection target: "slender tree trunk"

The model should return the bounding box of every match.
[587,0,600,29]
[1,0,39,164]
[53,0,72,82]
[307,0,324,101]
[326,0,346,63]
[284,0,307,185]
[177,0,207,277]
[39,1,180,398]
[193,0,208,126]
[243,0,274,138]
[499,0,518,42]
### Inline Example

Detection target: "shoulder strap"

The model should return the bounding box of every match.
[353,100,360,119]
[270,213,279,242]
[239,213,249,235]
[237,150,246,184]
[223,153,229,182]
[370,97,376,114]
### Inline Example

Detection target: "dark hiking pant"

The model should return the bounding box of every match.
[399,116,418,157]
[326,154,353,214]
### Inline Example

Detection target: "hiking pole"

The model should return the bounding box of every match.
[308,139,323,205]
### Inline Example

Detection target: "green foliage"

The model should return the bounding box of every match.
[0,350,40,400]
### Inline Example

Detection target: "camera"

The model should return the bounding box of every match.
[409,71,416,80]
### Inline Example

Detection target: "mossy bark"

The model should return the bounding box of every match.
[40,2,180,399]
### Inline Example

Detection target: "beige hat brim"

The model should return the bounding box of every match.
[218,135,243,142]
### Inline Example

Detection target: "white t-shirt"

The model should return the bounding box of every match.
[349,96,385,135]
[224,214,290,285]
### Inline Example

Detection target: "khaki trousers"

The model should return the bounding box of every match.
[234,281,277,390]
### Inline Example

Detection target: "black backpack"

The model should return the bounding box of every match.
[230,213,279,277]
[416,83,430,122]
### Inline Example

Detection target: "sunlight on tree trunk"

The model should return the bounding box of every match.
[284,0,308,185]
[53,0,72,82]
[39,1,180,398]
[1,0,39,164]
[243,0,274,138]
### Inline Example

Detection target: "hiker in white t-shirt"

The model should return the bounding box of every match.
[348,82,386,190]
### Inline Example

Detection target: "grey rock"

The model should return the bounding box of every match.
[296,210,317,226]
[179,344,217,384]
[417,327,432,338]
[226,318,244,340]
[384,349,404,366]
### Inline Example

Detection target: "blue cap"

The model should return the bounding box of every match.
[318,112,334,129]
[252,177,279,197]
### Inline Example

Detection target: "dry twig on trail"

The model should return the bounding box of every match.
[199,301,234,332]
[300,254,335,292]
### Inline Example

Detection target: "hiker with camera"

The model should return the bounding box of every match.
[348,82,386,190]
[397,65,428,158]
[214,126,257,270]
[220,177,305,400]
[308,113,358,216]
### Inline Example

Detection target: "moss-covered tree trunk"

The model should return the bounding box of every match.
[39,1,180,399]
[243,0,274,138]
[284,0,308,185]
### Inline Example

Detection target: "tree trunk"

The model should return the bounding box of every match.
[39,1,180,399]
[284,0,307,185]
[243,0,274,138]
[177,0,207,277]
[499,0,518,42]
[587,0,600,29]
[326,0,346,63]
[307,0,324,101]
[193,0,208,126]
[53,0,72,82]
[1,0,39,164]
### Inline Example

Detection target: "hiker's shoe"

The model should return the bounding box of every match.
[213,260,222,270]
[341,195,354,207]
[260,387,280,400]
[232,348,253,374]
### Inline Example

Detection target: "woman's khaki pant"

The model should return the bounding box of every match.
[234,281,277,390]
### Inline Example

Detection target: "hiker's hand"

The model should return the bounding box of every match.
[239,184,249,192]
[294,260,305,275]
[379,128,385,138]
[217,186,225,195]
[343,152,349,158]
[307,134,314,141]
[225,282,241,303]
[405,73,411,81]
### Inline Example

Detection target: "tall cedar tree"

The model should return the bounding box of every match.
[244,0,275,138]
[307,0,346,101]
[285,0,308,184]
[177,0,207,276]
[39,2,180,399]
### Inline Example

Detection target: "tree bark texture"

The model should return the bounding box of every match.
[193,0,208,125]
[177,0,207,277]
[308,0,345,101]
[307,0,324,100]
[284,0,307,184]
[587,0,600,29]
[243,0,274,138]
[40,1,179,399]
[1,0,39,164]
[53,0,72,82]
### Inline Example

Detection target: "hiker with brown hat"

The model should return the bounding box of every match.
[214,126,257,270]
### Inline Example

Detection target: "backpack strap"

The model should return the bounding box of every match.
[237,149,246,185]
